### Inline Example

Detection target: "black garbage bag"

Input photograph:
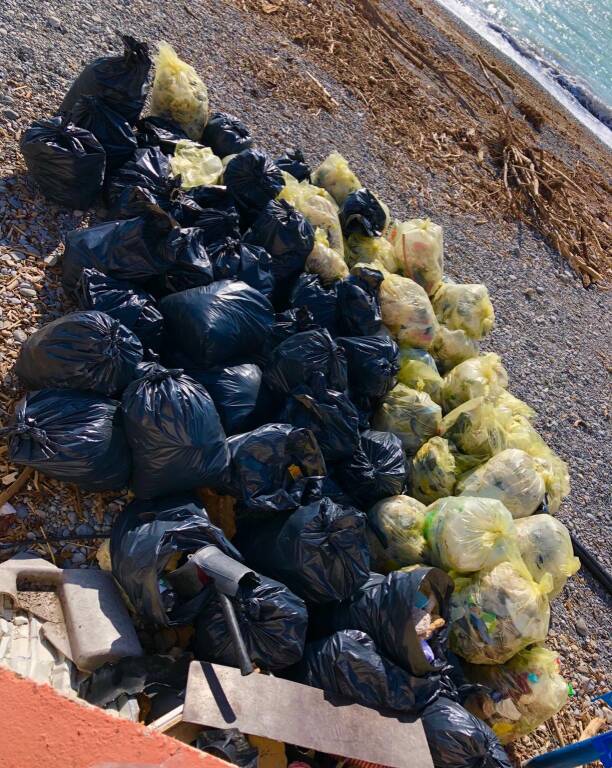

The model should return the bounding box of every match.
[224,149,284,212]
[75,268,164,353]
[421,697,512,768]
[162,227,214,293]
[20,117,105,210]
[196,729,258,768]
[121,363,229,499]
[194,208,241,246]
[291,630,440,714]
[135,115,190,154]
[234,497,369,603]
[110,494,239,625]
[275,148,311,182]
[60,34,151,124]
[1,389,131,491]
[339,189,387,238]
[160,280,274,368]
[280,372,360,462]
[106,147,174,208]
[336,335,399,403]
[267,307,319,351]
[224,424,326,514]
[80,654,191,715]
[336,266,383,337]
[336,429,408,507]
[208,239,275,298]
[186,364,273,436]
[243,199,315,283]
[187,185,236,213]
[202,112,253,158]
[15,311,142,396]
[194,573,308,672]
[290,273,338,335]
[264,329,347,395]
[317,569,454,677]
[62,206,177,292]
[69,95,137,171]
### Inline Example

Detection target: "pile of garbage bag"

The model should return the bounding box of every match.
[5,35,582,767]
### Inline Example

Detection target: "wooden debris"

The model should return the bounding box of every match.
[0,467,34,506]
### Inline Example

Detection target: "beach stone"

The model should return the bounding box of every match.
[574,618,588,637]
[76,523,94,536]
[12,328,27,342]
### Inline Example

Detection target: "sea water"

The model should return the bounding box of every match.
[435,0,612,148]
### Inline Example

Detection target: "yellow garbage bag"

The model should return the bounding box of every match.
[493,390,536,422]
[397,347,443,405]
[423,496,520,574]
[450,561,551,664]
[430,325,480,374]
[367,494,427,572]
[514,515,580,599]
[456,449,545,519]
[462,646,570,743]
[377,270,439,349]
[440,396,508,461]
[170,140,223,189]
[432,282,495,340]
[346,233,397,271]
[387,218,444,296]
[373,383,442,455]
[151,42,209,140]
[411,437,458,504]
[305,228,349,284]
[311,151,361,205]
[441,353,508,413]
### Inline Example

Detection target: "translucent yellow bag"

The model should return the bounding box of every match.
[378,270,439,349]
[367,495,427,572]
[493,390,536,422]
[462,646,570,743]
[387,218,443,296]
[304,228,348,284]
[432,282,495,340]
[423,496,519,574]
[345,233,397,271]
[311,151,361,205]
[456,449,545,519]
[450,561,551,664]
[411,437,458,504]
[397,347,443,405]
[279,175,344,257]
[151,42,209,140]
[440,397,507,461]
[170,140,223,189]
[373,384,442,455]
[441,353,508,413]
[515,515,580,599]
[430,326,480,374]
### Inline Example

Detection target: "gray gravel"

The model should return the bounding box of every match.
[0,0,610,716]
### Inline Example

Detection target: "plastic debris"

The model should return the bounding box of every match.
[170,140,223,188]
[432,283,495,340]
[388,218,444,296]
[311,151,362,205]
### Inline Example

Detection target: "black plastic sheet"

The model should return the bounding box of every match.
[202,112,253,158]
[224,149,284,212]
[69,95,137,171]
[234,497,369,603]
[267,307,319,351]
[336,429,408,507]
[421,697,512,768]
[2,389,131,491]
[75,269,164,353]
[290,273,338,335]
[339,188,387,237]
[15,310,142,396]
[62,206,177,292]
[110,494,239,625]
[336,266,383,337]
[292,629,440,715]
[194,573,308,672]
[121,363,229,499]
[263,328,347,395]
[20,117,105,210]
[336,335,399,403]
[224,424,326,515]
[60,34,151,124]
[160,280,274,368]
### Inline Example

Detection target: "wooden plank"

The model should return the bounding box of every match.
[183,662,433,768]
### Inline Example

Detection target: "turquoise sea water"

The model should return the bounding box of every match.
[435,0,612,147]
